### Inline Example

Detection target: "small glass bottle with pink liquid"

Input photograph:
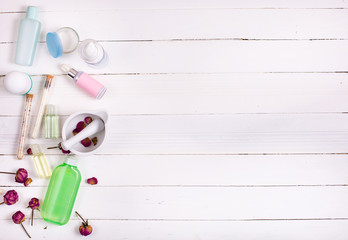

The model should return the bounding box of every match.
[61,64,106,99]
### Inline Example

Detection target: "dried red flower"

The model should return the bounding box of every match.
[81,138,92,147]
[24,178,32,187]
[28,197,40,209]
[62,148,71,154]
[0,168,30,186]
[72,128,79,136]
[15,168,28,183]
[12,210,25,224]
[87,177,98,185]
[76,211,93,236]
[76,121,86,132]
[27,198,40,226]
[80,224,93,236]
[27,148,33,155]
[12,211,31,238]
[91,137,98,146]
[84,116,93,125]
[1,190,19,205]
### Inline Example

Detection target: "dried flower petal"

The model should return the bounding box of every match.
[91,137,98,146]
[79,224,93,236]
[12,211,25,224]
[27,148,33,155]
[24,178,32,187]
[84,116,93,125]
[76,121,86,132]
[72,128,79,136]
[3,190,19,205]
[81,138,92,147]
[28,198,40,209]
[87,177,98,185]
[15,168,28,183]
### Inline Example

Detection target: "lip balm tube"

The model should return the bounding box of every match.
[60,64,106,99]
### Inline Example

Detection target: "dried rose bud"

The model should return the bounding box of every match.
[27,148,33,155]
[28,198,40,209]
[24,178,32,187]
[81,138,92,147]
[48,142,71,154]
[76,121,86,132]
[76,211,93,236]
[72,128,79,136]
[15,168,28,183]
[27,198,40,226]
[91,137,98,146]
[1,190,19,205]
[87,177,98,185]
[61,148,71,154]
[84,116,93,125]
[12,210,25,224]
[80,224,93,236]
[12,211,31,238]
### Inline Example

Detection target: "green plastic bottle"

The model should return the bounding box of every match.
[41,156,81,225]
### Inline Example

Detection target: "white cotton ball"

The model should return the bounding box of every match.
[3,71,32,94]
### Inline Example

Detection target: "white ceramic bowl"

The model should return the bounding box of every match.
[61,110,109,155]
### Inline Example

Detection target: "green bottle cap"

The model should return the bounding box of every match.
[26,6,39,20]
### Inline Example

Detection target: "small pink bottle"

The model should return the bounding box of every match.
[60,64,106,99]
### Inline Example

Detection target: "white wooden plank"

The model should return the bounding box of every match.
[2,9,348,42]
[1,1,347,239]
[1,155,348,187]
[2,0,348,12]
[1,114,347,154]
[0,186,348,220]
[1,219,348,240]
[1,73,348,115]
[1,40,348,75]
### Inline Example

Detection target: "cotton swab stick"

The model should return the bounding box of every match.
[31,75,54,139]
[17,94,34,160]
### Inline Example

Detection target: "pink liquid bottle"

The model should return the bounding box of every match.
[60,64,106,99]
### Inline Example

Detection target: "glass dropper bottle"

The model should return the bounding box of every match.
[45,104,59,139]
[31,144,52,178]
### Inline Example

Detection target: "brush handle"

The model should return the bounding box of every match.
[61,118,104,150]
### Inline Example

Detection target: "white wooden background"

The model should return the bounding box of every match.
[1,0,348,239]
